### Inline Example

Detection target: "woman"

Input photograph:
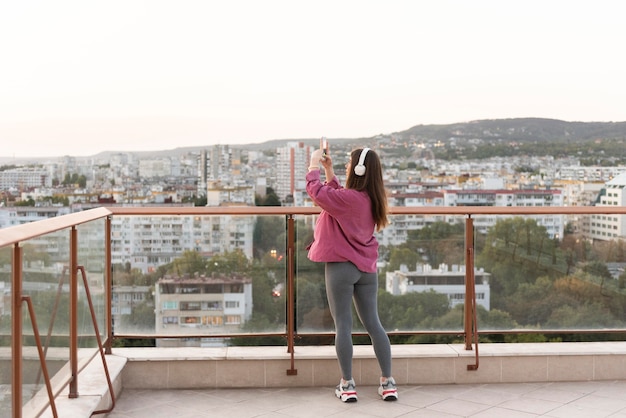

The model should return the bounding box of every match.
[305,145,397,403]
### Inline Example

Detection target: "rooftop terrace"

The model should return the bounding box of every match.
[4,205,626,417]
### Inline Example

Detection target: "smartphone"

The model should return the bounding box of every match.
[320,137,328,158]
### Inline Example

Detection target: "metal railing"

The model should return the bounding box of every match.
[4,204,626,417]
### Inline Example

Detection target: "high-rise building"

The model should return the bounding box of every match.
[197,145,242,198]
[197,150,208,197]
[275,142,314,203]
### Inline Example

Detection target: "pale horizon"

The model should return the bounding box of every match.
[2,0,626,158]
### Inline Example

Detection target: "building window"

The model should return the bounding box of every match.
[224,315,241,325]
[180,302,201,311]
[181,316,200,324]
[162,301,177,310]
[203,316,223,326]
[163,316,178,324]
[225,284,243,293]
[204,301,222,310]
[225,301,239,308]
[203,284,223,293]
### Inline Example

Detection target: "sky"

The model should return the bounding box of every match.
[2,0,626,158]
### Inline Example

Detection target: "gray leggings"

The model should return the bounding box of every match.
[325,261,392,380]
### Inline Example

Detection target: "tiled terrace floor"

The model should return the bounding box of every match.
[106,379,626,417]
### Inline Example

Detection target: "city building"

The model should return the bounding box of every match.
[556,166,626,182]
[197,145,243,197]
[0,206,71,228]
[589,172,626,241]
[110,212,255,274]
[379,188,565,249]
[385,263,491,310]
[0,167,51,190]
[275,142,314,203]
[379,191,446,247]
[154,273,253,347]
[111,285,152,331]
[445,189,564,238]
[138,158,180,178]
[206,182,255,206]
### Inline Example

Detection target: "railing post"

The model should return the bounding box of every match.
[464,216,475,350]
[105,216,113,354]
[464,216,480,370]
[12,244,23,418]
[69,227,79,398]
[285,214,297,375]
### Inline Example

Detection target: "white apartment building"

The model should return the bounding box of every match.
[589,172,626,241]
[379,188,565,248]
[379,191,446,247]
[0,202,255,274]
[385,263,491,310]
[154,273,253,347]
[557,166,626,182]
[206,182,255,206]
[553,180,604,236]
[110,213,255,274]
[444,189,564,238]
[0,168,51,191]
[138,158,180,178]
[0,206,72,228]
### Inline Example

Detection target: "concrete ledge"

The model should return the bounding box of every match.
[114,342,626,389]
[36,354,126,418]
[20,342,626,417]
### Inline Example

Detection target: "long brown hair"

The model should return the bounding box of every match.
[345,148,389,231]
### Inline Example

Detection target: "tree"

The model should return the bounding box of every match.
[377,290,450,331]
[387,248,420,272]
[618,271,626,289]
[256,187,281,206]
[208,249,251,275]
[169,250,207,276]
[295,276,328,330]
[119,300,156,332]
[479,308,517,330]
[15,197,35,206]
[253,216,285,259]
[476,217,560,300]
[407,222,465,267]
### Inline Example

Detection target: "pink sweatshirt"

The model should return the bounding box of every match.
[305,169,378,273]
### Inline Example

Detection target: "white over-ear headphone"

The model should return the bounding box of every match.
[354,148,370,176]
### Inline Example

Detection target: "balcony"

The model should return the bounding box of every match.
[3,206,626,417]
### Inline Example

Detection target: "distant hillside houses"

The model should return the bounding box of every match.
[4,137,626,266]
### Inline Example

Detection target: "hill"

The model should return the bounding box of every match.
[3,118,626,163]
[397,118,626,143]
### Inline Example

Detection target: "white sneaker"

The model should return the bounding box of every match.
[335,378,357,402]
[378,377,398,401]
